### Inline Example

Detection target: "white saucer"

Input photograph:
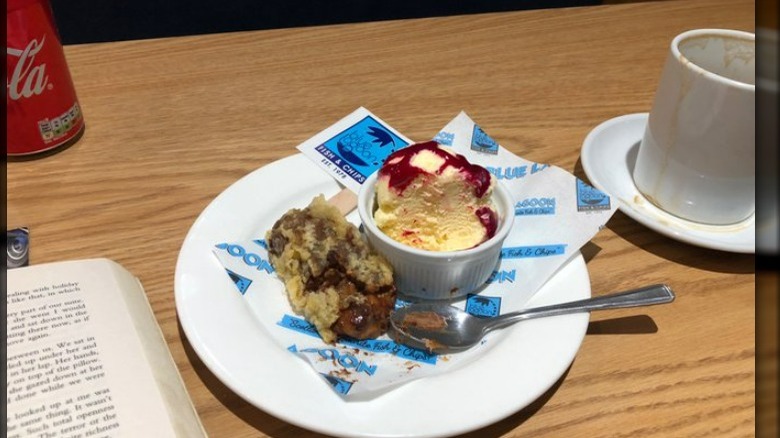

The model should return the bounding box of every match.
[175,154,591,438]
[581,113,755,254]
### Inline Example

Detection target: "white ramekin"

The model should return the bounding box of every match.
[358,172,515,300]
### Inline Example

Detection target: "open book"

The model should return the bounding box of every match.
[6,258,206,437]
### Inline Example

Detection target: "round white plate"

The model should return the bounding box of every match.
[581,113,755,254]
[175,153,591,438]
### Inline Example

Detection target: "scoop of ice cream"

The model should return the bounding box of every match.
[373,141,498,251]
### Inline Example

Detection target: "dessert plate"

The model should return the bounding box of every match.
[175,153,591,438]
[581,113,755,254]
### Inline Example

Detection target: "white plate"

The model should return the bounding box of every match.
[581,113,755,254]
[175,153,591,438]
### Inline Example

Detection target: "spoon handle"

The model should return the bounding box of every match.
[489,284,675,331]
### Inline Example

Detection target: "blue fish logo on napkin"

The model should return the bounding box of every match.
[299,107,412,193]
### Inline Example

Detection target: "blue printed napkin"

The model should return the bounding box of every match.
[211,108,617,398]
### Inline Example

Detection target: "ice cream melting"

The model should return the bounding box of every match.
[374,141,499,251]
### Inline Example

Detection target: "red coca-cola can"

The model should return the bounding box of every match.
[6,0,85,156]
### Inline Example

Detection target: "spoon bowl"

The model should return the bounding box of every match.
[390,284,675,354]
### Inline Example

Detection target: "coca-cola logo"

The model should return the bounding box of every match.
[7,36,51,100]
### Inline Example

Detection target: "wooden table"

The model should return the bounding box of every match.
[7,0,758,436]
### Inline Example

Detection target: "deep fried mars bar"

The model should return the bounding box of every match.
[266,195,396,343]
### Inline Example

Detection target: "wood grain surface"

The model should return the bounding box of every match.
[6,0,759,437]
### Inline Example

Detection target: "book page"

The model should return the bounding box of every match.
[6,258,203,437]
[106,261,206,437]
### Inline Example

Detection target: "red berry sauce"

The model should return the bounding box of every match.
[377,141,493,198]
[378,141,498,240]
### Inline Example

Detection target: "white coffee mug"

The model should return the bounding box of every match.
[633,29,755,225]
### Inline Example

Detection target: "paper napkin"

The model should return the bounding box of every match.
[211,109,617,398]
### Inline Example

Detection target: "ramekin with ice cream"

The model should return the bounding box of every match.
[358,141,514,300]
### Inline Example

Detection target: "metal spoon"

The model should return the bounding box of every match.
[389,284,675,354]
